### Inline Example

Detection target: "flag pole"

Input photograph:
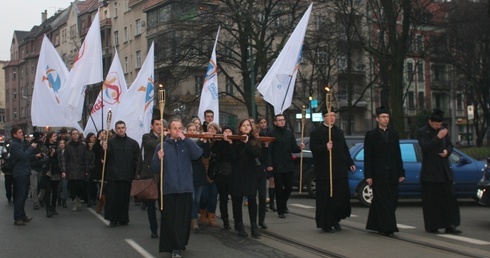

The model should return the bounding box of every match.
[325,86,333,197]
[279,75,294,113]
[158,86,166,211]
[99,109,112,199]
[299,106,306,194]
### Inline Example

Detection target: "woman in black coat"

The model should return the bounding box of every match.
[225,119,261,238]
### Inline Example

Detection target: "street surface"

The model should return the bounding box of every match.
[1,175,490,257]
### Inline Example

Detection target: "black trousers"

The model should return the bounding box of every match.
[273,172,293,215]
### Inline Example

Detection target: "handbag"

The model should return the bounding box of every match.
[130,178,158,200]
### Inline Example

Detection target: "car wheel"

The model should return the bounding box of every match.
[306,173,316,198]
[357,181,372,207]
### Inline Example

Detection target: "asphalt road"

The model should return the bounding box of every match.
[1,174,490,258]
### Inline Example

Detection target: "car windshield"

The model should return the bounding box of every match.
[352,142,418,163]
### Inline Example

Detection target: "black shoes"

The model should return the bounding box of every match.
[151,232,158,238]
[333,222,342,231]
[278,214,286,218]
[22,217,32,223]
[379,231,395,237]
[445,227,462,235]
[259,221,268,229]
[251,223,261,238]
[426,229,440,233]
[235,222,248,237]
[14,220,26,226]
[322,227,335,233]
[109,221,117,227]
[171,249,182,258]
[223,218,231,230]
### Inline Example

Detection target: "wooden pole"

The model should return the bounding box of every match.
[99,109,112,199]
[158,86,165,211]
[326,87,333,197]
[299,106,306,194]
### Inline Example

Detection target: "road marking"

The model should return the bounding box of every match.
[290,204,315,209]
[397,224,416,229]
[438,235,490,245]
[125,239,155,258]
[87,207,109,226]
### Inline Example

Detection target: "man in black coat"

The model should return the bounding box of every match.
[104,120,140,227]
[364,107,405,236]
[266,114,304,218]
[310,111,355,233]
[416,109,462,234]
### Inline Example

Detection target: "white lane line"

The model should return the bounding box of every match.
[438,235,490,245]
[125,239,155,258]
[87,207,110,226]
[397,224,416,229]
[290,204,315,209]
[350,214,358,218]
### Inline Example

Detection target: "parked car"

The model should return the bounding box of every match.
[476,157,490,206]
[294,139,486,207]
[293,136,364,197]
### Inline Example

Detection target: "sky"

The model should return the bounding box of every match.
[0,0,73,61]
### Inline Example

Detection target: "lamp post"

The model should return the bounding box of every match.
[22,96,31,134]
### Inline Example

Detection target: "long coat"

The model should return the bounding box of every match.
[267,125,301,173]
[416,123,460,230]
[364,127,405,233]
[140,131,160,180]
[229,137,261,196]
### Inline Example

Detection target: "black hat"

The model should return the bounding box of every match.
[375,106,390,116]
[221,125,234,134]
[430,109,444,122]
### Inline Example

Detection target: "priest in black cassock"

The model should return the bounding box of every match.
[364,107,405,237]
[310,110,356,233]
[416,109,462,234]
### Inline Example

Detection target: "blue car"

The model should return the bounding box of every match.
[349,139,486,206]
[294,139,485,207]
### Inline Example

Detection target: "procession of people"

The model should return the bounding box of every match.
[2,107,466,258]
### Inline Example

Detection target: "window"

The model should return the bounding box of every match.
[135,19,142,35]
[114,2,118,17]
[55,34,60,46]
[124,27,128,42]
[62,29,67,43]
[13,109,17,119]
[432,64,446,82]
[317,52,327,64]
[13,89,17,99]
[417,63,424,81]
[418,92,425,109]
[13,69,17,80]
[400,144,417,162]
[226,77,234,95]
[124,56,128,73]
[408,91,415,109]
[114,31,119,46]
[456,93,463,110]
[135,50,142,68]
[416,35,423,53]
[406,61,414,80]
[194,76,203,95]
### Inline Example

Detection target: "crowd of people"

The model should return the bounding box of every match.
[2,107,463,257]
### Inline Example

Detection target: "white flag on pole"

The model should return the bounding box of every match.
[198,27,220,125]
[257,4,313,115]
[84,50,127,136]
[31,35,71,126]
[60,10,103,123]
[113,43,154,146]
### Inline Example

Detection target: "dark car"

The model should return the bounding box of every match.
[293,136,364,197]
[476,157,490,206]
[295,139,485,207]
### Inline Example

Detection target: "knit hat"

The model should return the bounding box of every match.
[207,122,221,132]
[221,125,234,134]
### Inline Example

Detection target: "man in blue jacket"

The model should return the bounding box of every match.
[9,126,37,226]
[151,119,203,257]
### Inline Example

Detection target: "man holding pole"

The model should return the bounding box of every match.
[104,120,140,227]
[310,110,355,233]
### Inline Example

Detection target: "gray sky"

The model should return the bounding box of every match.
[0,0,73,61]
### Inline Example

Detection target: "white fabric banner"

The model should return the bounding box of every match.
[113,43,155,146]
[257,4,313,115]
[31,35,71,126]
[198,27,220,125]
[84,50,127,136]
[60,10,103,123]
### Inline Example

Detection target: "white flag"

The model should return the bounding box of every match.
[113,43,154,146]
[84,51,127,136]
[257,4,312,115]
[31,35,71,126]
[198,27,220,125]
[60,10,103,123]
